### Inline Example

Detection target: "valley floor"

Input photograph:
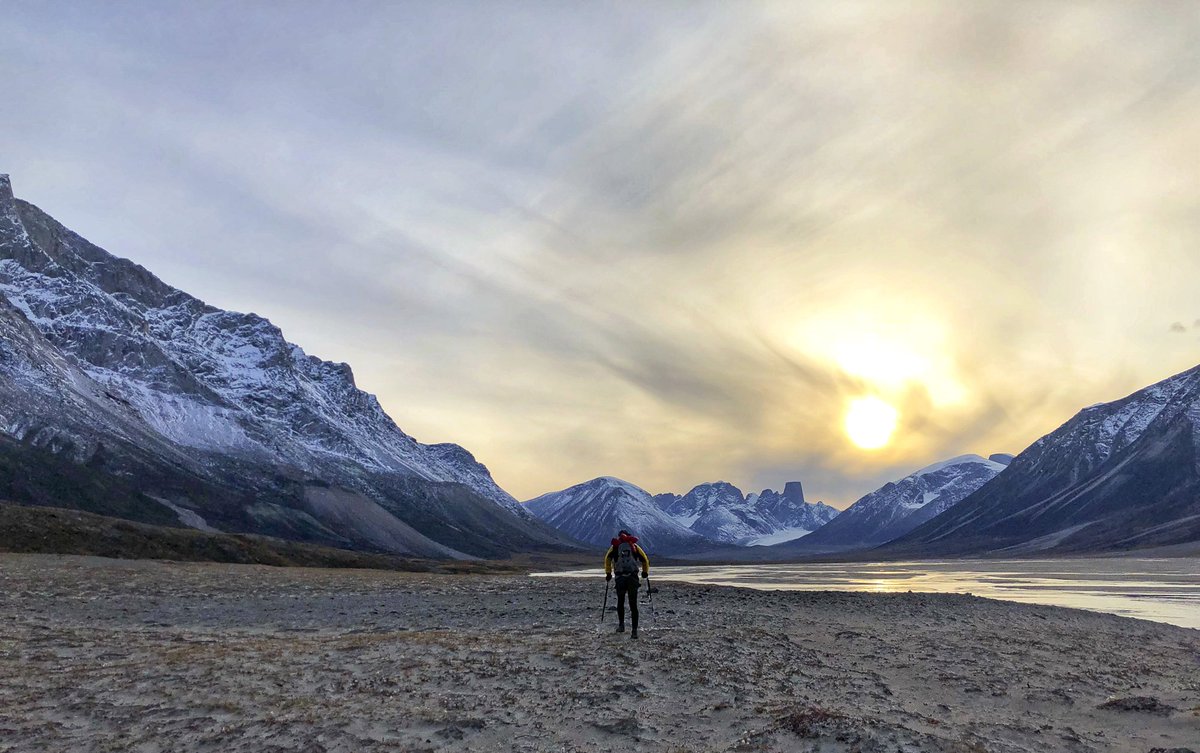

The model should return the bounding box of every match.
[0,554,1197,753]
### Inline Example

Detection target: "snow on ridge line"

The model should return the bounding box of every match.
[594,475,655,497]
[526,473,838,549]
[0,182,525,515]
[910,454,1004,478]
[524,476,655,503]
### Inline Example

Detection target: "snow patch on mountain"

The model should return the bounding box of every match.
[743,527,815,547]
[116,380,258,453]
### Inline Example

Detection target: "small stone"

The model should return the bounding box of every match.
[593,716,640,735]
[1097,696,1176,715]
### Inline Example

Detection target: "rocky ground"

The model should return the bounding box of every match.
[0,554,1197,752]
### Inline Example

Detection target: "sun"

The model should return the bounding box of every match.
[844,396,899,450]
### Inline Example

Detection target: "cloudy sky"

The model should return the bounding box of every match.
[3,1,1200,505]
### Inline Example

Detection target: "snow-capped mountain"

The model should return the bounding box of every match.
[889,365,1200,555]
[524,477,708,554]
[658,481,742,526]
[744,482,840,545]
[0,174,577,558]
[786,454,1007,552]
[527,475,838,551]
[659,480,838,545]
[661,482,757,543]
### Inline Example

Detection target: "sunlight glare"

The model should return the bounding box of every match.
[844,397,899,450]
[834,335,930,390]
[788,309,972,417]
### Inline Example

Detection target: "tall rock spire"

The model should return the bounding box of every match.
[0,174,31,248]
[782,480,805,503]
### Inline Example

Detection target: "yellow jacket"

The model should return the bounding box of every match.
[604,541,650,577]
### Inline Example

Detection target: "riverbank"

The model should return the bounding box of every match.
[631,557,1200,630]
[0,554,1196,752]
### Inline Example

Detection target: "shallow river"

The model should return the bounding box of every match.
[540,558,1200,630]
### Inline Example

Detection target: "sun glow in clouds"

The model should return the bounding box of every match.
[834,336,930,391]
[831,328,968,409]
[787,308,976,456]
[844,396,900,450]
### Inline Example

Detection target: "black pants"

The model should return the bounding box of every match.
[615,574,639,630]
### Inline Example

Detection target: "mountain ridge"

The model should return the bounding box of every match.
[0,174,578,558]
[886,364,1200,555]
[526,475,838,552]
[525,476,708,554]
[776,454,1007,553]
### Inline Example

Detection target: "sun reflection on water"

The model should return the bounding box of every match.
[536,558,1200,630]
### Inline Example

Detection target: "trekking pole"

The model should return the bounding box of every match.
[600,579,610,623]
[646,575,654,628]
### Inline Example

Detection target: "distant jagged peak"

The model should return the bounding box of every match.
[780,480,805,502]
[681,479,744,500]
[753,480,807,503]
[526,470,836,550]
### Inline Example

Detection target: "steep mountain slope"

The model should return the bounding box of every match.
[0,174,578,558]
[887,366,1200,555]
[524,477,708,554]
[784,455,1007,552]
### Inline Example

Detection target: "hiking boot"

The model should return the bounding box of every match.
[631,629,639,639]
[616,624,625,633]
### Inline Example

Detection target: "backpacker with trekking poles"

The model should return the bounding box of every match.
[603,530,649,639]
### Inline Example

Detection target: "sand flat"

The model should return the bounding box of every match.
[0,554,1197,752]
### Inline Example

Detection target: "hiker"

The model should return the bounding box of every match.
[604,530,649,639]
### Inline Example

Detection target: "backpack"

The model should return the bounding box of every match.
[614,541,639,575]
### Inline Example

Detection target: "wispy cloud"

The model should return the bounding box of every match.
[3,1,1199,504]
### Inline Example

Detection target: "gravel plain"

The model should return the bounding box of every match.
[0,553,1197,752]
